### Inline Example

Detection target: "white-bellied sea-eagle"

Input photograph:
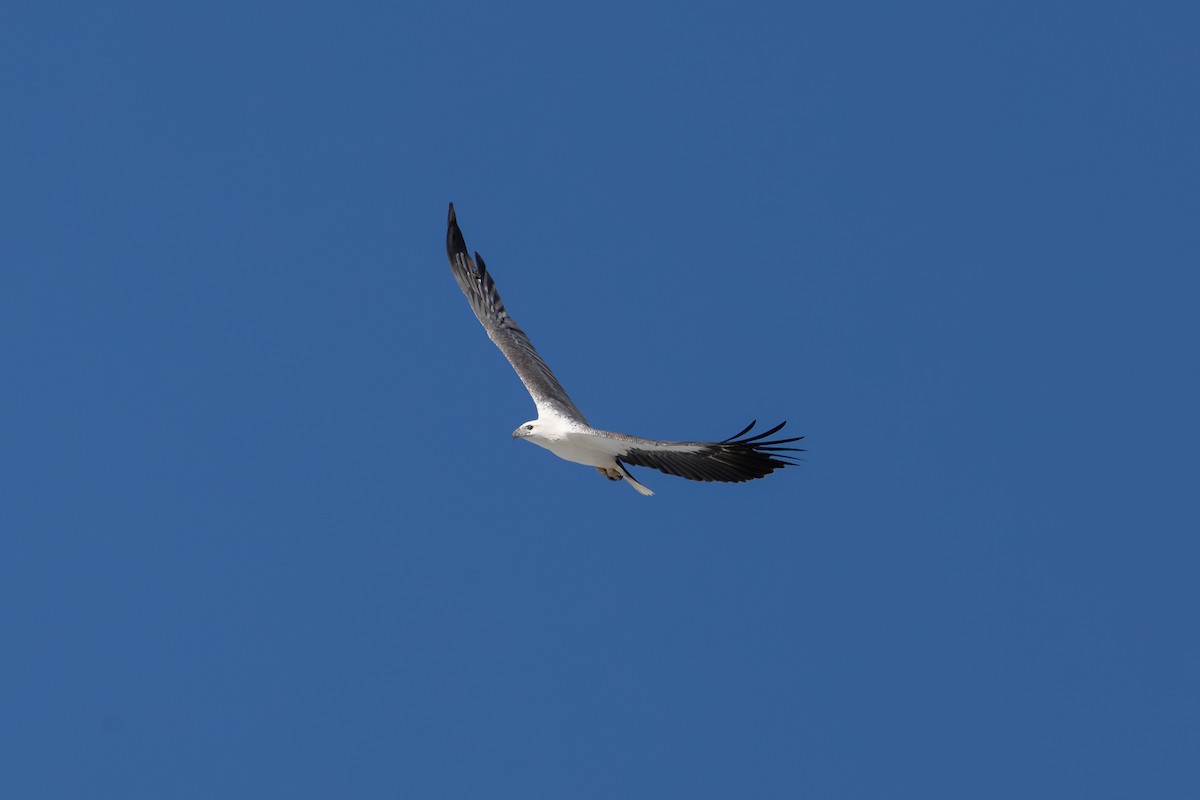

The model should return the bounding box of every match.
[445,203,802,496]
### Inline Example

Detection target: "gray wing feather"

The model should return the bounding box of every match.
[602,420,803,483]
[446,204,588,423]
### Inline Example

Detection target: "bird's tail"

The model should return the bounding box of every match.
[618,463,654,496]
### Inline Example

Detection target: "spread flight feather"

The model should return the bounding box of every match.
[445,203,802,496]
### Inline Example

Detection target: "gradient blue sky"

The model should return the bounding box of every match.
[3,1,1198,797]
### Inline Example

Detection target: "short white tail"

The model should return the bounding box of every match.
[619,465,654,496]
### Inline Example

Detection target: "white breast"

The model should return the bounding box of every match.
[529,429,624,468]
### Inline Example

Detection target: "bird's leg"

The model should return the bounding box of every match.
[595,466,623,481]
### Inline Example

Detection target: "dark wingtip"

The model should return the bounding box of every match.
[447,203,467,259]
[723,420,758,442]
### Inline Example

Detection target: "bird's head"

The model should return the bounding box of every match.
[512,421,538,440]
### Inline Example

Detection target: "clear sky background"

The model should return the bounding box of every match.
[3,1,1198,797]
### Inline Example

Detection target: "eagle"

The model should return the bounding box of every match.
[445,203,802,496]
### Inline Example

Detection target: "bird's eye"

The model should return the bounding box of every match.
[525,424,534,430]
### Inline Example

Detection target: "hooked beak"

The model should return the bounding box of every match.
[512,428,525,440]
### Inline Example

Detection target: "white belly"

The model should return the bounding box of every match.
[528,430,624,468]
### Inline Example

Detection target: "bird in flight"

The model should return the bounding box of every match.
[445,203,802,496]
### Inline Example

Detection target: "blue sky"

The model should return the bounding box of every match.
[3,1,1198,797]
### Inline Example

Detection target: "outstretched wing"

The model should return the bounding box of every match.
[602,421,803,483]
[445,203,588,423]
